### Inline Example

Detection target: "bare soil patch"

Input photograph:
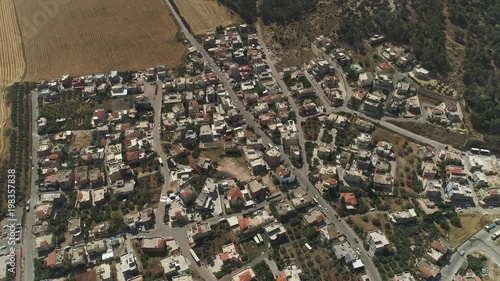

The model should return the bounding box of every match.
[16,0,185,81]
[174,0,241,34]
[71,130,95,148]
[200,149,252,181]
[262,174,280,195]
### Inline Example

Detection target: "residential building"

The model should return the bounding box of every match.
[219,243,241,266]
[187,222,212,245]
[302,207,325,225]
[46,248,66,269]
[247,180,268,201]
[264,222,287,245]
[387,209,417,224]
[34,233,54,253]
[393,272,416,281]
[141,237,166,253]
[445,182,474,206]
[120,253,138,276]
[276,265,302,281]
[340,193,358,210]
[232,268,256,281]
[366,229,390,255]
[160,254,190,276]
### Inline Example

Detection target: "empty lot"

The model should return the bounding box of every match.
[15,0,185,80]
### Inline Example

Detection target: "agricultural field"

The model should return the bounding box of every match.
[15,0,185,81]
[0,0,26,159]
[173,0,240,34]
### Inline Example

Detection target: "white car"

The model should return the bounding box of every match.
[459,250,466,256]
[0,245,6,250]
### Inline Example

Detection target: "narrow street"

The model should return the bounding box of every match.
[151,82,171,224]
[162,3,385,279]
[21,91,42,281]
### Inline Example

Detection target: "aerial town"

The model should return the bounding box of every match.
[1,4,500,281]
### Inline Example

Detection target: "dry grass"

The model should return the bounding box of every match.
[484,255,500,281]
[0,0,26,160]
[71,130,95,147]
[388,121,470,149]
[448,213,496,247]
[350,213,389,235]
[16,0,185,81]
[0,92,12,160]
[262,174,280,195]
[174,0,240,34]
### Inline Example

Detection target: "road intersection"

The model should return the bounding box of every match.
[17,3,489,281]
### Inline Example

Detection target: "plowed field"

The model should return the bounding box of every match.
[0,0,25,159]
[15,0,185,80]
[174,0,240,34]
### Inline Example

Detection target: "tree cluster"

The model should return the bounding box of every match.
[447,0,500,139]
[260,0,317,25]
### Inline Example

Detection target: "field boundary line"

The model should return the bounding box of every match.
[10,0,30,81]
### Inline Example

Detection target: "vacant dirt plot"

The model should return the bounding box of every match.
[174,0,240,34]
[16,0,184,81]
[448,213,496,247]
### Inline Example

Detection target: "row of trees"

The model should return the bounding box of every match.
[217,0,257,23]
[337,0,449,73]
[0,82,34,219]
[260,0,317,25]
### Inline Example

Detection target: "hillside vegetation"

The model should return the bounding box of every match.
[446,0,500,141]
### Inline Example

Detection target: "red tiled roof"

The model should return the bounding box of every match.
[126,151,140,162]
[181,188,193,198]
[46,252,56,266]
[326,178,337,186]
[228,187,243,201]
[48,154,59,160]
[276,272,287,281]
[239,271,253,281]
[238,218,249,230]
[340,193,358,206]
[220,253,230,261]
[378,62,392,71]
[93,110,106,119]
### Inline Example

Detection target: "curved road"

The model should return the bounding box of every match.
[440,224,500,280]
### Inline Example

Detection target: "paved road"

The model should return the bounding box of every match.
[311,45,447,149]
[440,224,500,280]
[255,26,309,174]
[162,5,384,280]
[21,91,41,281]
[151,82,171,224]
